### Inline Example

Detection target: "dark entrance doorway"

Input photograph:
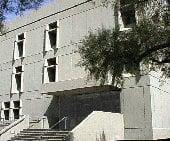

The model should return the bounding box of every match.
[57,91,120,130]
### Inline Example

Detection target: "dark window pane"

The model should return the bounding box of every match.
[4,110,9,120]
[49,22,57,29]
[4,102,10,109]
[121,6,136,27]
[17,42,23,57]
[49,30,56,48]
[47,67,56,82]
[14,101,20,108]
[16,66,22,73]
[15,74,21,91]
[18,33,24,40]
[13,109,20,119]
[47,58,56,66]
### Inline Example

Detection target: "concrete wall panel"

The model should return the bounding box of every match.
[59,17,73,47]
[58,54,72,81]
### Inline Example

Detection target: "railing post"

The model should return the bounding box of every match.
[64,117,68,130]
[42,116,46,129]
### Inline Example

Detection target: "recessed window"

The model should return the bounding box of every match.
[0,101,22,121]
[15,67,22,92]
[13,101,20,120]
[120,0,136,28]
[11,66,24,93]
[45,21,59,51]
[4,110,9,120]
[4,102,10,120]
[17,42,24,57]
[4,102,10,109]
[18,33,24,40]
[44,57,58,83]
[14,101,20,108]
[14,33,26,60]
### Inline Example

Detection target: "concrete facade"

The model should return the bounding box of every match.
[0,0,170,140]
[0,0,114,121]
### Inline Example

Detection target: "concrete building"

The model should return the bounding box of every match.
[0,0,169,140]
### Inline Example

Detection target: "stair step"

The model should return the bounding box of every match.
[11,137,39,140]
[9,129,70,141]
[19,132,67,135]
[23,129,69,132]
[9,138,66,141]
[16,135,65,138]
[22,130,69,132]
[20,132,68,135]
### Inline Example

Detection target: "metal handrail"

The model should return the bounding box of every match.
[50,116,68,130]
[0,115,24,126]
[0,115,26,135]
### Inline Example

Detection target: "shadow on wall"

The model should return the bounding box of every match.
[43,96,59,128]
[43,90,121,131]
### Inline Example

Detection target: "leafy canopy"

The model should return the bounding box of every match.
[78,0,170,87]
[0,0,44,31]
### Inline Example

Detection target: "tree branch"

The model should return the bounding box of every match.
[138,42,170,61]
[152,58,170,64]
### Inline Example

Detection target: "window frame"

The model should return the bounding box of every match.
[119,0,136,28]
[43,57,59,83]
[11,65,24,94]
[14,32,26,60]
[45,21,59,52]
[0,100,22,121]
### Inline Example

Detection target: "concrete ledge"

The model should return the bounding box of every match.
[41,77,117,95]
[153,128,170,140]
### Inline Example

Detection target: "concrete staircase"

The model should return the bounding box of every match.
[9,129,70,141]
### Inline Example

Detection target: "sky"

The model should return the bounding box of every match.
[4,0,54,21]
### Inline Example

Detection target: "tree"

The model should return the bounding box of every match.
[78,0,170,87]
[0,0,44,32]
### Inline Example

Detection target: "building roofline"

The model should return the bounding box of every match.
[1,0,92,36]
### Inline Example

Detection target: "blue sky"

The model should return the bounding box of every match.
[5,0,54,21]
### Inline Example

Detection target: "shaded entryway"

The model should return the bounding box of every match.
[44,90,121,130]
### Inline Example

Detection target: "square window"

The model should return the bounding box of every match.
[44,57,58,83]
[4,102,10,109]
[47,58,56,66]
[49,22,57,29]
[18,33,25,40]
[16,66,22,73]
[14,101,20,108]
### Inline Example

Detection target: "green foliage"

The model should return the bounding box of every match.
[78,20,170,87]
[0,0,44,32]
